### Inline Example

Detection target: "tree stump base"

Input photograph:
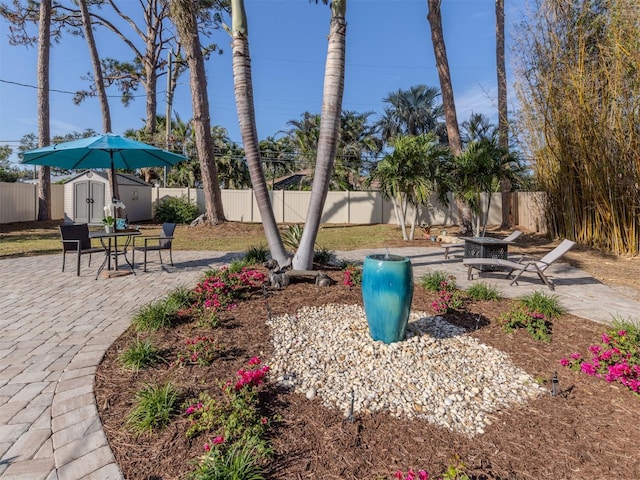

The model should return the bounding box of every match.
[264,260,335,288]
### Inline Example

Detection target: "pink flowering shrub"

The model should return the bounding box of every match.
[194,267,266,309]
[185,358,272,477]
[229,356,270,391]
[393,456,470,480]
[501,304,551,342]
[394,468,429,479]
[174,336,222,367]
[431,278,463,315]
[342,263,363,287]
[184,392,218,439]
[188,267,266,323]
[560,326,640,393]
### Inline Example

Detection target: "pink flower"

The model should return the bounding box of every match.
[570,352,581,360]
[261,417,268,425]
[212,436,224,445]
[419,471,429,480]
[394,472,404,479]
[580,362,596,376]
[589,345,601,355]
[559,358,569,366]
[203,443,211,452]
[601,334,611,344]
[599,349,613,361]
[248,356,261,366]
[618,330,627,336]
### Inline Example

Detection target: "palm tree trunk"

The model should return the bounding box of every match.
[171,0,225,224]
[293,0,347,269]
[482,193,491,237]
[426,0,461,156]
[399,193,409,241]
[427,0,472,234]
[231,0,288,265]
[409,205,418,240]
[496,0,512,228]
[37,0,51,221]
[78,0,120,202]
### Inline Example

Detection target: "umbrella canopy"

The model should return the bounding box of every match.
[21,133,186,170]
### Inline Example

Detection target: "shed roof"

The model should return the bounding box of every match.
[64,170,151,187]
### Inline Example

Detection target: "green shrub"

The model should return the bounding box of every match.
[175,336,223,367]
[183,392,219,439]
[500,290,563,342]
[501,304,551,342]
[118,337,164,371]
[228,258,250,273]
[420,270,452,292]
[243,245,269,264]
[126,382,181,434]
[0,168,19,183]
[466,282,501,301]
[154,195,200,224]
[313,247,335,266]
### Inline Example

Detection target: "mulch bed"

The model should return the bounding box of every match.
[95,271,640,480]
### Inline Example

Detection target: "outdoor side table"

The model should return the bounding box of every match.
[90,229,142,279]
[461,237,512,272]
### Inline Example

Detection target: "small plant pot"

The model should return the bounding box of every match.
[105,225,114,233]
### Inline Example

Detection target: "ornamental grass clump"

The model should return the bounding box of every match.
[560,319,640,393]
[419,270,450,292]
[118,337,164,371]
[132,299,179,332]
[313,246,336,266]
[126,382,181,435]
[466,282,501,301]
[243,244,269,264]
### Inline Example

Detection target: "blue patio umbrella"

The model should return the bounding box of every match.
[21,133,186,197]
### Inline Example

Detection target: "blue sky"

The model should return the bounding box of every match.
[0,0,528,165]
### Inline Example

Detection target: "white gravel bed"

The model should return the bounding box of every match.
[266,304,546,437]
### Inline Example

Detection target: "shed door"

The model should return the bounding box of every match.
[74,181,105,224]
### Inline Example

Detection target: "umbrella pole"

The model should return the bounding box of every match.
[110,158,117,202]
[108,154,122,227]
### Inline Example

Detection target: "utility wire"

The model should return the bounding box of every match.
[0,78,163,98]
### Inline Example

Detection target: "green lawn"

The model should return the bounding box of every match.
[0,220,423,258]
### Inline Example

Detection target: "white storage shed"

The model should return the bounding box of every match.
[63,170,152,224]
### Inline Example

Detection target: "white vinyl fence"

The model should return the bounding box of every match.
[0,182,64,223]
[1,181,547,233]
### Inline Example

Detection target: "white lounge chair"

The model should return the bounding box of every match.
[463,239,576,290]
[442,229,522,259]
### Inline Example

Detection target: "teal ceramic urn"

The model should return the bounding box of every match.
[362,254,414,344]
